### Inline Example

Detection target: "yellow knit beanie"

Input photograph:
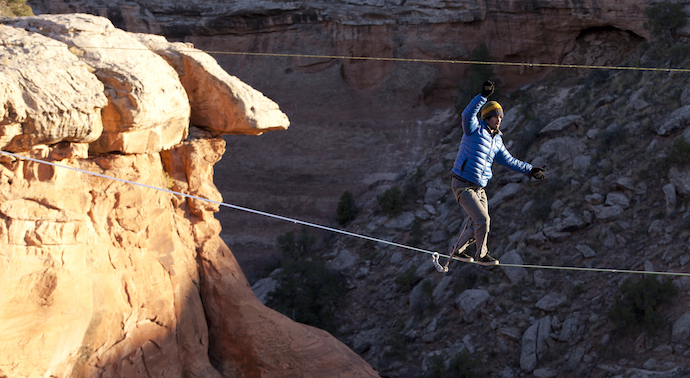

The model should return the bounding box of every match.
[480,101,504,119]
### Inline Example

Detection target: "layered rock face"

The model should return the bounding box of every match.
[25,0,652,278]
[0,14,378,377]
[26,0,652,90]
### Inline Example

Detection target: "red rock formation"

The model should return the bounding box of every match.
[0,14,378,377]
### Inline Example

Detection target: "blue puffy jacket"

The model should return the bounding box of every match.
[451,94,532,188]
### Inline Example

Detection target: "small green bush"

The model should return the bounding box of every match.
[276,227,316,260]
[424,350,487,378]
[336,190,358,226]
[266,258,346,334]
[570,284,585,300]
[611,70,643,95]
[455,267,479,291]
[267,228,346,334]
[403,175,425,202]
[609,275,678,334]
[527,179,559,221]
[644,1,687,46]
[408,218,424,247]
[383,320,408,361]
[378,186,404,216]
[668,44,690,66]
[596,126,628,155]
[455,43,499,116]
[395,264,419,292]
[665,136,690,167]
[566,86,592,114]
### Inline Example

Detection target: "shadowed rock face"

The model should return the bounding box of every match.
[0,14,379,378]
[24,0,650,281]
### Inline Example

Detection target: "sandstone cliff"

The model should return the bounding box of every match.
[0,14,378,377]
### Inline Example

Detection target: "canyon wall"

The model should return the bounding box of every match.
[0,14,378,377]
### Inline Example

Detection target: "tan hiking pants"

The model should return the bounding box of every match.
[451,177,490,259]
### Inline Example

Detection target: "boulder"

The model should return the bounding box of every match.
[498,327,523,341]
[455,289,490,323]
[585,193,605,205]
[489,182,521,207]
[572,155,592,171]
[538,137,587,163]
[605,192,630,209]
[432,275,454,303]
[672,311,690,344]
[520,316,552,372]
[566,345,587,370]
[669,167,690,196]
[7,14,191,154]
[527,231,548,245]
[616,177,637,192]
[539,115,585,136]
[384,211,416,230]
[594,204,624,221]
[252,276,278,304]
[542,226,571,242]
[657,105,690,136]
[410,277,434,311]
[663,183,677,211]
[500,250,527,283]
[558,317,583,343]
[535,293,567,312]
[351,327,384,354]
[329,249,358,273]
[628,88,649,112]
[501,104,525,133]
[134,33,290,136]
[424,186,447,204]
[0,24,107,151]
[556,213,587,232]
[575,244,597,258]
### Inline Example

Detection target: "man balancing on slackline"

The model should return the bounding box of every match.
[434,80,547,271]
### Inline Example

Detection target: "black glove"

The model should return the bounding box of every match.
[530,167,547,180]
[481,80,495,98]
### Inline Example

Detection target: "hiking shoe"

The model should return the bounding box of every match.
[475,253,499,266]
[456,251,474,263]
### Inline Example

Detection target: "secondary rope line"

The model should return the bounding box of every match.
[0,149,688,277]
[1,40,689,74]
[498,263,690,277]
[212,51,690,74]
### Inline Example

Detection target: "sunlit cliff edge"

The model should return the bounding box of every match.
[0,13,379,378]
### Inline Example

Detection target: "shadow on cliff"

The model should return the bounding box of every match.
[198,235,380,377]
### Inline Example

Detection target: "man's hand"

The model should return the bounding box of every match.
[530,167,547,180]
[481,80,495,98]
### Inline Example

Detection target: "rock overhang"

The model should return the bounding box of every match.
[0,13,290,155]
